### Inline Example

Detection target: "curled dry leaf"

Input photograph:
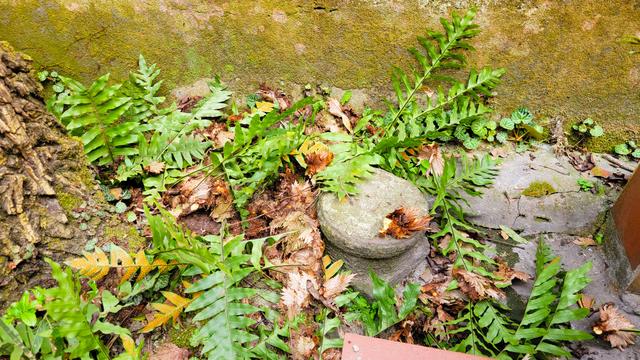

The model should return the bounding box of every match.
[258,84,291,111]
[416,143,444,176]
[144,161,166,175]
[453,268,505,301]
[202,122,234,149]
[379,207,432,239]
[593,304,638,349]
[573,237,597,247]
[493,261,531,287]
[578,294,595,310]
[327,98,352,133]
[305,150,334,176]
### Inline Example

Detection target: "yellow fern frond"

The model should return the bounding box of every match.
[141,291,192,333]
[66,247,110,281]
[66,246,171,284]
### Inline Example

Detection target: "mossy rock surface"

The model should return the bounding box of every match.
[0,41,142,308]
[1,0,639,150]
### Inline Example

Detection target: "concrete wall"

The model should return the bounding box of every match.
[1,0,639,150]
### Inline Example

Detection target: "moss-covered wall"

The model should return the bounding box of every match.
[1,0,639,150]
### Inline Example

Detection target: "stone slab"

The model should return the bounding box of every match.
[463,145,613,235]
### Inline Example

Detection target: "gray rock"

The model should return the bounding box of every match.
[464,145,613,235]
[171,78,213,100]
[317,168,431,296]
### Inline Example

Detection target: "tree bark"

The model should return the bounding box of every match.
[0,41,100,306]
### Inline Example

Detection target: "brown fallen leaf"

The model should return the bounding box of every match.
[177,95,203,112]
[144,161,166,175]
[379,207,432,239]
[416,143,444,176]
[453,268,505,301]
[493,261,531,287]
[579,294,595,309]
[573,237,597,247]
[327,98,352,133]
[323,273,356,300]
[305,150,334,176]
[109,187,123,200]
[281,271,315,320]
[150,343,190,360]
[593,304,638,349]
[591,166,611,179]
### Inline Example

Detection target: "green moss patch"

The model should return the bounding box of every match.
[522,181,557,198]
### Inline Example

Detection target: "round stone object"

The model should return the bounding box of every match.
[317,168,431,296]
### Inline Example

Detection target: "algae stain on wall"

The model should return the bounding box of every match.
[1,0,639,150]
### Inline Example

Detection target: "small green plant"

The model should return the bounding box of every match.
[614,140,640,160]
[344,272,420,336]
[577,178,595,192]
[497,108,545,152]
[571,118,604,147]
[572,118,604,138]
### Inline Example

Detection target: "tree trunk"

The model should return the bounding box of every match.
[0,41,122,307]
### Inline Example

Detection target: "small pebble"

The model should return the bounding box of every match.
[352,344,359,352]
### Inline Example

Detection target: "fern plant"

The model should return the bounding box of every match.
[385,9,504,144]
[209,97,318,217]
[122,55,169,121]
[447,240,593,359]
[0,260,139,360]
[344,272,420,337]
[57,74,138,165]
[426,154,499,277]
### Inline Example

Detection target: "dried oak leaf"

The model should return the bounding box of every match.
[593,304,638,349]
[416,143,444,176]
[493,261,531,287]
[379,207,432,239]
[144,161,166,175]
[453,269,505,301]
[305,150,334,176]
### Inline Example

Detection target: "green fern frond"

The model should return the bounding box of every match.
[122,55,168,121]
[192,81,233,119]
[502,240,593,358]
[57,74,138,165]
[43,260,111,359]
[315,154,378,200]
[185,235,278,360]
[386,9,504,137]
